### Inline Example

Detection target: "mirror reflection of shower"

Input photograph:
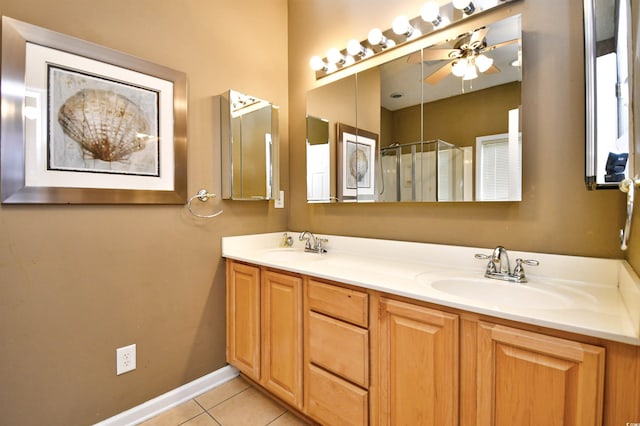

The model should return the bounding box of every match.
[378,139,465,202]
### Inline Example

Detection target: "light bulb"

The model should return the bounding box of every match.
[309,56,326,71]
[326,47,345,65]
[347,39,368,57]
[392,16,413,37]
[451,58,468,77]
[367,28,395,49]
[453,0,476,14]
[475,54,493,72]
[463,63,478,80]
[421,2,442,26]
[368,28,384,45]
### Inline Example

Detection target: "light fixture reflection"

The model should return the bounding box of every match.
[451,58,468,77]
[475,54,493,72]
[463,63,478,80]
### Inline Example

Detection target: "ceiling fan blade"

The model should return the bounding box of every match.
[406,51,422,64]
[407,49,460,63]
[484,64,501,74]
[424,62,453,85]
[424,48,462,61]
[485,38,520,52]
[469,27,489,49]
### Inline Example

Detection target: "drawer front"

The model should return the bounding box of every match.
[306,364,368,426]
[308,311,369,387]
[307,279,368,327]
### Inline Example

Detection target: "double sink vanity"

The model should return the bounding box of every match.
[222,232,640,425]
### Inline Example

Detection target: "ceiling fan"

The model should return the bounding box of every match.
[408,27,520,84]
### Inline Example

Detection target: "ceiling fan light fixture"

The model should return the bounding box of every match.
[451,58,468,77]
[463,63,478,80]
[475,54,493,72]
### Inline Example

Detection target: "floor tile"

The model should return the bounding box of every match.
[139,400,204,425]
[268,412,310,426]
[182,412,220,426]
[208,387,286,426]
[195,376,251,410]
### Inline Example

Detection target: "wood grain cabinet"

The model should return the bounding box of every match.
[304,279,370,426]
[475,321,605,426]
[226,261,261,381]
[226,261,303,409]
[226,260,635,426]
[377,297,460,426]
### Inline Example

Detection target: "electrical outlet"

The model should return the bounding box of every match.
[116,344,136,375]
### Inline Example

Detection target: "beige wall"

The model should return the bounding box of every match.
[288,0,627,259]
[0,0,288,424]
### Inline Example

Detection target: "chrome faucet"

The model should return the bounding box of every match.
[475,246,539,284]
[492,245,511,274]
[299,231,328,254]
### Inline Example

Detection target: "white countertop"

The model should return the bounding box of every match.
[222,232,640,346]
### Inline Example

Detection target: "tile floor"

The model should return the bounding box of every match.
[139,376,310,426]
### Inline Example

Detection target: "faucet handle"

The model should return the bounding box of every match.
[475,253,497,274]
[316,237,328,253]
[513,258,540,283]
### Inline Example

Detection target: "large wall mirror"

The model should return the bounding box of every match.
[584,0,634,188]
[306,12,522,203]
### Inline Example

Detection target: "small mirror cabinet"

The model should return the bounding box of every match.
[220,90,279,200]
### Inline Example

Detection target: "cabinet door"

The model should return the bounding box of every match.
[226,261,261,381]
[378,297,459,426]
[261,270,303,408]
[476,321,605,426]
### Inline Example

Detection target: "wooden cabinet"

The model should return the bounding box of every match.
[226,261,261,380]
[475,321,605,426]
[225,261,303,408]
[304,279,370,425]
[377,297,459,426]
[261,269,303,408]
[226,260,631,426]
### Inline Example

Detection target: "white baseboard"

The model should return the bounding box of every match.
[94,365,239,426]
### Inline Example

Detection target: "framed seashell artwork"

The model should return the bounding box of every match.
[336,123,378,202]
[0,17,187,203]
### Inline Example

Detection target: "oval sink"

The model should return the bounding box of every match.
[430,279,572,309]
[260,248,323,263]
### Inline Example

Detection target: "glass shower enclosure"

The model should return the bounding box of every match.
[378,139,464,202]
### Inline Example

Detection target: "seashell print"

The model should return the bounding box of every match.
[349,146,369,183]
[57,89,151,162]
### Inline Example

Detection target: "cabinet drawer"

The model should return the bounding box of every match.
[308,311,369,387]
[306,364,368,426]
[307,279,368,327]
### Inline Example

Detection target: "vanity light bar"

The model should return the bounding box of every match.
[309,0,511,79]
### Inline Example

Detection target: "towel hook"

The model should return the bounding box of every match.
[619,178,639,250]
[187,189,223,218]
